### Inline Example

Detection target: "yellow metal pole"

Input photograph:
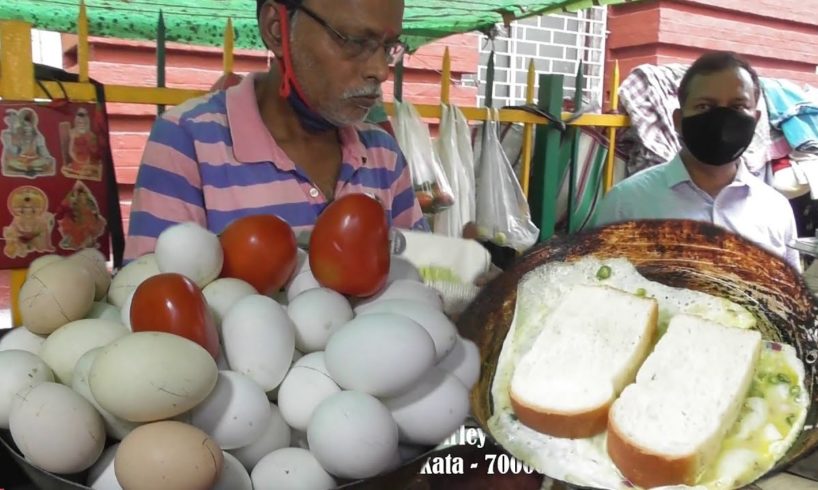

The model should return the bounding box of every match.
[0,21,36,100]
[223,17,234,74]
[78,0,90,83]
[520,59,536,196]
[440,47,450,105]
[0,20,36,327]
[604,60,621,193]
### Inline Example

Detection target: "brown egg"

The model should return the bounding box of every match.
[19,260,95,335]
[115,421,223,490]
[68,248,112,301]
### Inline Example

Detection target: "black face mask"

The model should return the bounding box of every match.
[680,107,757,166]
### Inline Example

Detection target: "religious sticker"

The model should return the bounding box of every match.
[0,100,113,268]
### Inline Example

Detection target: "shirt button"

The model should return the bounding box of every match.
[309,187,320,198]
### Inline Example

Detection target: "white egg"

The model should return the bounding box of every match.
[86,443,122,490]
[203,278,258,326]
[286,270,321,303]
[85,302,122,324]
[0,327,46,355]
[436,336,481,390]
[155,222,224,288]
[68,248,111,301]
[73,348,141,440]
[191,370,272,450]
[90,332,218,422]
[19,259,96,335]
[354,279,444,312]
[356,299,458,361]
[325,313,435,397]
[307,390,399,479]
[287,288,353,352]
[0,350,54,429]
[40,319,128,385]
[383,367,470,446]
[119,291,134,331]
[251,448,335,490]
[10,382,105,474]
[28,254,63,275]
[222,295,295,392]
[214,451,253,490]
[387,256,422,283]
[278,352,341,432]
[107,254,160,309]
[229,403,291,471]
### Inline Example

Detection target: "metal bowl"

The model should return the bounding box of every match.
[457,219,818,489]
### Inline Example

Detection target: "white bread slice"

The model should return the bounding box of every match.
[607,314,762,488]
[509,284,658,439]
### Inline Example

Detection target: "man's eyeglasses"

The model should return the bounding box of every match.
[294,4,407,65]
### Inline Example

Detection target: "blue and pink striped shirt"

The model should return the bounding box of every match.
[124,73,427,261]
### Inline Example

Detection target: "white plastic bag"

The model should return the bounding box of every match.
[392,101,455,215]
[475,118,539,252]
[433,104,476,236]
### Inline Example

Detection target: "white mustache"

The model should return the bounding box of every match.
[343,86,382,99]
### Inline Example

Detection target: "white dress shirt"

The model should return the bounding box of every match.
[593,155,801,271]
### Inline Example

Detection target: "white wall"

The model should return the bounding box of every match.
[31,29,63,68]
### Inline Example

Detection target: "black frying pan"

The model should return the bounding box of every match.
[457,219,818,489]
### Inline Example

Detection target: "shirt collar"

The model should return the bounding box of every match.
[226,72,367,170]
[665,153,752,189]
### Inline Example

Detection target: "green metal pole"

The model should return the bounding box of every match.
[157,10,166,116]
[568,62,585,234]
[394,58,404,102]
[484,50,495,108]
[529,73,564,241]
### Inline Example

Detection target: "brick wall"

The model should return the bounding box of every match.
[61,34,479,233]
[606,0,818,107]
[477,7,608,108]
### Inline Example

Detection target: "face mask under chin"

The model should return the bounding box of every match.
[680,106,757,167]
[286,86,340,133]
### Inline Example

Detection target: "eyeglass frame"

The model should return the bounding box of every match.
[288,3,407,64]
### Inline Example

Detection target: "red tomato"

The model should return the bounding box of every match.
[130,273,220,359]
[219,214,298,295]
[309,194,390,297]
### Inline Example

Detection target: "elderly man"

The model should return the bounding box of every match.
[124,0,427,260]
[594,51,800,270]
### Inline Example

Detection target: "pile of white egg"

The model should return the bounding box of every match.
[0,222,481,490]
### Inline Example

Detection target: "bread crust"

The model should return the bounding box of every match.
[606,416,697,488]
[509,392,610,439]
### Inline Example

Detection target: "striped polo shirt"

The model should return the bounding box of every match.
[124,73,428,262]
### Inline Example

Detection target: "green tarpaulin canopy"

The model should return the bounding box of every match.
[1,0,639,51]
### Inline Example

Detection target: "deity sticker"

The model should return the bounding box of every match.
[56,180,108,251]
[2,186,56,259]
[0,108,57,179]
[60,108,102,181]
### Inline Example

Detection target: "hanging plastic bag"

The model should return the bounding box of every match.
[392,100,455,214]
[475,116,539,252]
[433,104,476,236]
